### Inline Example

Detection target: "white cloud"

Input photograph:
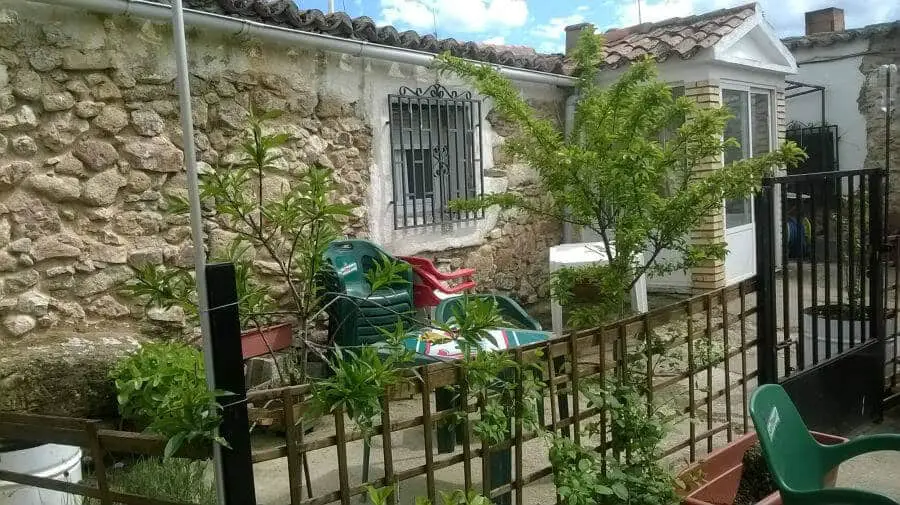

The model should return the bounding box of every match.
[532,14,586,39]
[576,5,591,12]
[482,36,507,45]
[614,0,695,28]
[529,12,586,53]
[379,0,528,34]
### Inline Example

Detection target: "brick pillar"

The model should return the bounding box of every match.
[774,87,787,270]
[685,80,726,292]
[775,88,786,151]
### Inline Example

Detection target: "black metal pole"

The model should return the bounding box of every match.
[756,179,779,383]
[821,88,826,126]
[206,263,257,505]
[868,173,886,422]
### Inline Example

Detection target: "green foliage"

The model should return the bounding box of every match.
[548,338,680,505]
[437,28,806,325]
[367,484,395,505]
[438,296,508,349]
[366,254,412,293]
[365,487,492,505]
[458,347,545,445]
[549,386,678,505]
[123,239,278,329]
[124,107,356,366]
[109,342,228,458]
[83,457,216,505]
[121,264,197,321]
[411,489,492,505]
[311,343,409,437]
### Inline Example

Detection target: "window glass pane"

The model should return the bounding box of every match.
[723,89,750,164]
[723,89,751,228]
[726,198,752,227]
[751,92,771,156]
[405,149,434,199]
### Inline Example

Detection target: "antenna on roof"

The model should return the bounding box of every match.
[328,0,335,13]
[636,0,643,23]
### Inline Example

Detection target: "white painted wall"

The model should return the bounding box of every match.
[787,39,870,172]
[315,52,565,256]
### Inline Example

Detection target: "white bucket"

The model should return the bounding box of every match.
[0,444,83,505]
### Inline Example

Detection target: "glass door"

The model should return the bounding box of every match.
[723,87,772,281]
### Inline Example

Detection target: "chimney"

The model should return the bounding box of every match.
[565,22,595,55]
[805,7,845,35]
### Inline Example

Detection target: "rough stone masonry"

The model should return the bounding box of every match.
[0,3,563,415]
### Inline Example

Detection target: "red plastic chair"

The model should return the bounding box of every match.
[398,256,477,308]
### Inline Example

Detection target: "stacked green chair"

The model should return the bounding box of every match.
[321,240,415,347]
[434,293,542,331]
[750,384,900,505]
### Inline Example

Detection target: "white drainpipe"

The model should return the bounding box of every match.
[562,91,578,243]
[27,0,577,88]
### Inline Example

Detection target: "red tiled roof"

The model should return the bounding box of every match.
[600,3,757,69]
[782,20,900,49]
[174,0,567,74]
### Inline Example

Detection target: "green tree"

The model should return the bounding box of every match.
[438,28,805,326]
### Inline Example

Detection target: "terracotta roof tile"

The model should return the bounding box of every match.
[171,0,567,74]
[782,20,900,49]
[600,2,757,68]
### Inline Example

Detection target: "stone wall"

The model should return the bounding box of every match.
[0,9,373,343]
[0,2,565,346]
[858,30,900,232]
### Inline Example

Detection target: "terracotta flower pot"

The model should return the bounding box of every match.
[679,431,846,505]
[240,322,293,359]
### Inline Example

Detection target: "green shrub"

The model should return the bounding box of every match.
[83,457,216,505]
[110,342,226,457]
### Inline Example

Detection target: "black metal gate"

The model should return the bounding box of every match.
[755,168,888,435]
[785,123,839,174]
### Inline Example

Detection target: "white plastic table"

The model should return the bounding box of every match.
[549,242,648,335]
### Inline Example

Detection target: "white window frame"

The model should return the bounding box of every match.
[720,82,777,231]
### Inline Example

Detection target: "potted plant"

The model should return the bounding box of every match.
[801,193,896,369]
[679,431,846,505]
[123,243,289,363]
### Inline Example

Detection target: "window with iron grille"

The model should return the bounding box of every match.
[388,84,484,229]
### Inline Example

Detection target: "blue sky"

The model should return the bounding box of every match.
[299,0,899,53]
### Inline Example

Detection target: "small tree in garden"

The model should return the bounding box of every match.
[124,108,357,381]
[437,28,806,326]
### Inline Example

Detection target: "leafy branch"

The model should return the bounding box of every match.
[438,27,806,326]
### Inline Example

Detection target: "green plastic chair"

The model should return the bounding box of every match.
[434,294,542,331]
[749,384,900,505]
[321,240,415,347]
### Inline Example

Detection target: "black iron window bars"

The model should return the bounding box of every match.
[388,84,484,230]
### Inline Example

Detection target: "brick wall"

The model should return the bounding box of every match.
[685,80,726,292]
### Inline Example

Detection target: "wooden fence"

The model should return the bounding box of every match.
[0,279,761,505]
[0,413,210,505]
[246,278,761,505]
